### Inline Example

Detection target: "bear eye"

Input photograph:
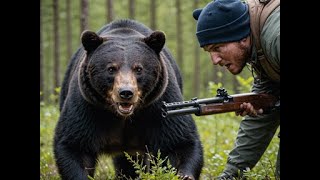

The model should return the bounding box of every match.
[135,66,143,74]
[107,67,117,74]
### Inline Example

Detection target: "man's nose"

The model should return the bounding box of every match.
[209,52,221,65]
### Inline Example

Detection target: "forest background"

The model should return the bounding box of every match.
[40,0,253,103]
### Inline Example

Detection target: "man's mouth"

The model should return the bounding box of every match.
[225,64,231,69]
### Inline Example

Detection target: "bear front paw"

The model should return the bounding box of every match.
[178,173,195,180]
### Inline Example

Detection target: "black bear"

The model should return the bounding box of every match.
[54,19,203,180]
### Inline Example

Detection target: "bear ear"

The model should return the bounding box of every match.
[81,30,104,52]
[143,31,165,54]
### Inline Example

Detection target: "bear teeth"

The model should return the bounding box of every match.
[118,103,133,114]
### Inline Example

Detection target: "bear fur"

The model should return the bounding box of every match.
[54,19,203,180]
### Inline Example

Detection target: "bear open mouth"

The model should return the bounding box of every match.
[118,102,134,115]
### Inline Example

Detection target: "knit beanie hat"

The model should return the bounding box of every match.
[193,0,250,47]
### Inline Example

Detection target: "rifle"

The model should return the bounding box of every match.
[161,88,278,118]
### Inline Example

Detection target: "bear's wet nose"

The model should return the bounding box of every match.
[119,88,134,99]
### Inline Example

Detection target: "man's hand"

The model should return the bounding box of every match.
[235,102,263,117]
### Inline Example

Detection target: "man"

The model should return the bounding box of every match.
[192,0,280,179]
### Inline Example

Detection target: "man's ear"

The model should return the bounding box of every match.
[240,36,250,44]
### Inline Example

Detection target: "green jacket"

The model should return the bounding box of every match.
[251,6,280,97]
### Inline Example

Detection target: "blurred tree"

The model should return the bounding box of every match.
[66,0,72,60]
[106,0,114,23]
[129,0,135,19]
[53,0,60,96]
[176,0,183,71]
[80,0,89,32]
[150,0,156,30]
[193,0,200,97]
[40,3,44,102]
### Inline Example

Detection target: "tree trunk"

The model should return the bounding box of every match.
[193,0,200,97]
[150,0,156,30]
[176,0,183,71]
[129,0,135,19]
[106,0,114,23]
[66,0,72,60]
[53,0,60,95]
[80,0,89,33]
[40,3,44,102]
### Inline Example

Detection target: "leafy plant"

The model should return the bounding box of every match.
[122,150,180,180]
[208,81,224,95]
[236,76,254,92]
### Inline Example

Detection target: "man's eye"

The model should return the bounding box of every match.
[211,46,219,52]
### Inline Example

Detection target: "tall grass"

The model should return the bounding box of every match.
[40,102,279,180]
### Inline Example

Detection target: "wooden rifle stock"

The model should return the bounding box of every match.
[161,88,278,118]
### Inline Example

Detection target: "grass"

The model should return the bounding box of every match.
[40,102,279,180]
[40,103,61,180]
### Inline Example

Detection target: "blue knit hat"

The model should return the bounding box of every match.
[193,0,250,47]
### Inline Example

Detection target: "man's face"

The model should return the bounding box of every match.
[203,39,251,75]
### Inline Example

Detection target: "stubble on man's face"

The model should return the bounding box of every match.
[229,42,251,75]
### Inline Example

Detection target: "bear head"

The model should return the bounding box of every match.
[78,30,169,118]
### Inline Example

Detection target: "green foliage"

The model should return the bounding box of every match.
[194,114,279,180]
[48,87,61,103]
[217,71,223,79]
[207,75,254,97]
[40,103,60,180]
[120,150,180,180]
[207,81,224,95]
[88,154,115,180]
[236,76,254,92]
[242,157,279,180]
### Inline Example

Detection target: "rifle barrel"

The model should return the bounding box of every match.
[162,107,199,118]
[162,96,224,110]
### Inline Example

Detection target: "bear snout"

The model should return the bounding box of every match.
[110,73,141,117]
[114,86,140,116]
[119,88,134,100]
